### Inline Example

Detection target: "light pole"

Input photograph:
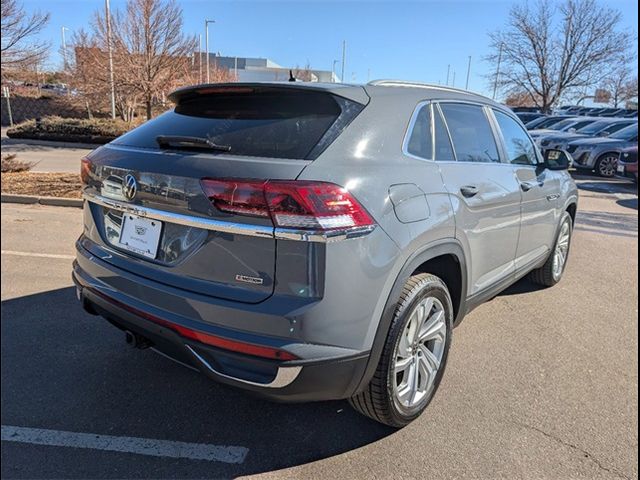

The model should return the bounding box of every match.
[492,42,503,100]
[332,59,339,82]
[465,55,471,90]
[341,40,346,84]
[105,0,116,119]
[205,19,215,83]
[198,34,202,83]
[446,64,450,86]
[61,26,70,71]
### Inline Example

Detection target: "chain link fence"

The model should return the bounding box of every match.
[1,90,91,127]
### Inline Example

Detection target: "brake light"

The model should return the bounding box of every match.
[80,158,92,185]
[201,179,374,230]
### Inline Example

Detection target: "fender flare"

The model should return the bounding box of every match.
[353,239,468,394]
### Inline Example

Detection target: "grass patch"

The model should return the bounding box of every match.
[6,116,140,144]
[1,172,81,198]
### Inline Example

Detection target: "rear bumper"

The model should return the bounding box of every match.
[72,250,370,402]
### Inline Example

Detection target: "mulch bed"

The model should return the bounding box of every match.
[1,172,82,198]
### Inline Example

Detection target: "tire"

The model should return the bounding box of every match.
[349,273,453,428]
[595,153,619,178]
[529,211,573,287]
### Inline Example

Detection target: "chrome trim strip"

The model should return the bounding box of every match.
[274,225,376,242]
[84,192,274,238]
[84,192,376,243]
[185,345,302,388]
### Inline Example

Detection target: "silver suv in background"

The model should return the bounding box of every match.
[567,123,639,177]
[74,81,578,427]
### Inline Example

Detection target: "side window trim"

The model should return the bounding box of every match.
[434,102,458,162]
[402,100,433,161]
[484,107,510,165]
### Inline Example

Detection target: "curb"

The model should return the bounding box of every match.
[1,137,98,150]
[1,193,82,208]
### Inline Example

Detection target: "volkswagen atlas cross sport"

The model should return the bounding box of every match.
[73,81,578,427]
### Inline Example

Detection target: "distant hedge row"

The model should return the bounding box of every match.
[6,116,140,144]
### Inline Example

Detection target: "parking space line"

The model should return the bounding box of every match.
[1,425,249,464]
[1,250,75,260]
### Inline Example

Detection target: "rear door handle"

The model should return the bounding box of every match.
[460,185,479,198]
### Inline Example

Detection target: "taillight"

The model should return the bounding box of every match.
[201,179,374,230]
[80,158,92,185]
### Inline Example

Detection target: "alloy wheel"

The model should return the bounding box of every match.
[392,296,446,410]
[552,220,571,280]
[597,155,618,177]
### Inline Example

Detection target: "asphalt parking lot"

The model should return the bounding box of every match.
[1,174,637,479]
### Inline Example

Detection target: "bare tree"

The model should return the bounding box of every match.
[487,0,633,112]
[0,0,50,74]
[600,60,636,107]
[110,0,197,119]
[70,0,199,121]
[293,62,316,82]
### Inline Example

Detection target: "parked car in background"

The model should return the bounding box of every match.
[617,146,638,182]
[529,117,600,143]
[73,81,578,427]
[515,112,546,125]
[538,119,637,151]
[525,115,575,130]
[568,124,638,177]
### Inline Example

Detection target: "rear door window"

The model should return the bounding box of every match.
[433,105,455,161]
[439,103,501,163]
[112,87,364,160]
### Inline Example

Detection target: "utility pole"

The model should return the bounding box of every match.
[61,27,69,71]
[205,19,215,83]
[341,40,346,83]
[492,42,503,100]
[105,0,116,119]
[465,55,471,90]
[452,70,456,87]
[446,64,450,86]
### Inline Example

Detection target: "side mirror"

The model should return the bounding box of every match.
[598,131,611,137]
[544,149,571,170]
[568,128,577,133]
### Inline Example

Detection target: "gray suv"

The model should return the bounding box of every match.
[74,81,578,427]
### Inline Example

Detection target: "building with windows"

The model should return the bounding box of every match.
[197,54,339,83]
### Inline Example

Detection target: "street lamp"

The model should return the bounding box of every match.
[205,19,215,83]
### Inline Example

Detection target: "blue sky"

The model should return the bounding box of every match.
[22,0,639,97]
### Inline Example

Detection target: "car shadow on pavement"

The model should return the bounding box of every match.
[617,197,638,210]
[1,287,395,478]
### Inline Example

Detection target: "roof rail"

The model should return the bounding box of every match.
[367,79,482,96]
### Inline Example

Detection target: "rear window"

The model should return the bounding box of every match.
[112,88,364,160]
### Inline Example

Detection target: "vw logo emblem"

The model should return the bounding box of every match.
[122,174,137,201]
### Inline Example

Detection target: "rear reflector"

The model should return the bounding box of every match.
[89,288,298,361]
[201,179,374,230]
[80,158,92,185]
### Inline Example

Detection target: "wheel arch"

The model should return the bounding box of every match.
[353,240,468,395]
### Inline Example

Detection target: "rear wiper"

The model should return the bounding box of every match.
[156,135,231,152]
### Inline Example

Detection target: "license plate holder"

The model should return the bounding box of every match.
[118,214,162,259]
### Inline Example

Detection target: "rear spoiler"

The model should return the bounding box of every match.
[168,82,370,106]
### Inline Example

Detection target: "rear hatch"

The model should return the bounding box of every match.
[81,84,367,303]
